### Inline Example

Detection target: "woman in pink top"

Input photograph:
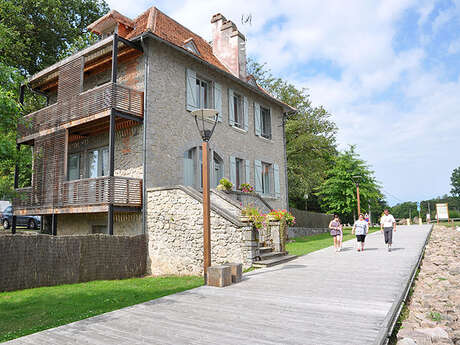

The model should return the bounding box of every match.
[329,214,342,252]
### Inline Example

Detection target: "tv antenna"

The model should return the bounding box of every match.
[241,13,252,26]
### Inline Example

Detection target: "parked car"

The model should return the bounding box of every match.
[1,206,41,230]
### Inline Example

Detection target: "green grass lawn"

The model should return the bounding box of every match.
[0,276,203,343]
[286,226,380,257]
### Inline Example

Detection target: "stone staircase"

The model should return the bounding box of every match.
[253,246,297,268]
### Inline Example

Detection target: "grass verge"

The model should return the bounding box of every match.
[286,227,380,257]
[0,276,203,343]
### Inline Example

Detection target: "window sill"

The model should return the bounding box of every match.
[230,125,247,134]
[261,193,278,200]
[256,135,273,143]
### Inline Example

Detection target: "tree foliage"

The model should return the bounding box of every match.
[317,146,384,223]
[0,0,109,199]
[247,60,337,210]
[0,0,109,75]
[451,166,460,198]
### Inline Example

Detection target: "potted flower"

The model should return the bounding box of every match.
[239,183,255,193]
[216,177,233,192]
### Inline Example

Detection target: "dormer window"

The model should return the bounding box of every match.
[183,38,200,56]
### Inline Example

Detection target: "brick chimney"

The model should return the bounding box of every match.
[211,14,247,80]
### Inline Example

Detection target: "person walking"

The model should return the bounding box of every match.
[329,214,342,252]
[352,213,368,252]
[380,209,396,252]
[337,217,344,251]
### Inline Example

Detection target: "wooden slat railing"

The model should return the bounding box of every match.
[18,83,144,138]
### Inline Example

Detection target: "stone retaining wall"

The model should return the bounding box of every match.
[146,186,258,275]
[0,234,147,292]
[288,227,330,238]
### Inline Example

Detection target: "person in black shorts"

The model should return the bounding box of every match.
[352,213,369,252]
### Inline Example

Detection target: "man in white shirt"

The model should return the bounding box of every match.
[380,209,396,252]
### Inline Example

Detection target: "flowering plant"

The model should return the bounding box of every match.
[217,177,233,191]
[239,183,255,193]
[268,209,296,226]
[241,206,266,229]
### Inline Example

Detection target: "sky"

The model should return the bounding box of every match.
[105,0,460,205]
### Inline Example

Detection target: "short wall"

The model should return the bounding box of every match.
[0,233,147,292]
[57,213,142,235]
[288,227,330,238]
[291,209,333,228]
[146,187,258,275]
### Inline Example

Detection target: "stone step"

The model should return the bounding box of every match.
[259,246,273,254]
[252,254,297,268]
[259,251,288,261]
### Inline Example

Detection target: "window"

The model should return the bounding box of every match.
[255,160,280,198]
[233,93,243,128]
[184,40,200,55]
[184,147,224,189]
[87,147,108,178]
[68,153,81,181]
[213,153,224,188]
[260,106,272,139]
[262,162,271,195]
[195,77,212,109]
[235,158,244,189]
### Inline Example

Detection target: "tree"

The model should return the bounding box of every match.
[0,0,109,75]
[247,60,338,210]
[451,167,460,198]
[317,146,384,223]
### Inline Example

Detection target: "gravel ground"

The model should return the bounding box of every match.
[396,225,460,345]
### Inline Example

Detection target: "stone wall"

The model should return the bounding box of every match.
[146,186,258,275]
[0,233,147,292]
[57,212,142,235]
[288,227,330,238]
[144,38,288,210]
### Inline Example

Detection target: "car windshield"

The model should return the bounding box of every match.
[4,206,12,213]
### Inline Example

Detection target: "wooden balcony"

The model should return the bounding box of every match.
[14,176,142,215]
[18,83,144,142]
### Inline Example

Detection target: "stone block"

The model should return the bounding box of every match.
[207,265,232,287]
[226,262,242,283]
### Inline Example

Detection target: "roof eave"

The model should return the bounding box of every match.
[134,31,296,113]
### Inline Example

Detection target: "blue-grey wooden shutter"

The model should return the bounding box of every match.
[243,96,248,131]
[230,156,236,190]
[254,160,262,194]
[186,69,198,111]
[214,82,222,121]
[274,163,280,198]
[254,102,261,136]
[228,88,235,126]
[184,156,194,186]
[245,159,250,184]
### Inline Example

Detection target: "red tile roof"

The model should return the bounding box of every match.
[121,7,230,73]
[87,7,295,111]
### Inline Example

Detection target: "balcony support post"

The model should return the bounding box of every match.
[13,86,25,234]
[51,214,57,236]
[107,33,118,236]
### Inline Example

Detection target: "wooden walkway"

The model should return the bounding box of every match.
[6,225,432,345]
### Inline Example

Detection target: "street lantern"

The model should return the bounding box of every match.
[351,175,362,216]
[191,109,219,283]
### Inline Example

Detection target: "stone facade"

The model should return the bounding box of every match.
[143,39,288,210]
[146,187,258,275]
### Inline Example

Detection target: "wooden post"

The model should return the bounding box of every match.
[356,183,361,216]
[202,141,211,282]
[13,85,24,235]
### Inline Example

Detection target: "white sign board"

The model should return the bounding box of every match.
[436,203,449,220]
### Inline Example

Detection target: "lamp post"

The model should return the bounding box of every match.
[191,109,219,284]
[351,175,362,216]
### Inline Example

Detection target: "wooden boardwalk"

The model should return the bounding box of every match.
[6,225,432,345]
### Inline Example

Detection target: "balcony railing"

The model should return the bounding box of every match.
[18,83,144,138]
[61,176,142,207]
[14,177,142,212]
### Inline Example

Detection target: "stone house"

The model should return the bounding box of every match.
[13,7,295,273]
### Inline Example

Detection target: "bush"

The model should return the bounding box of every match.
[217,178,233,191]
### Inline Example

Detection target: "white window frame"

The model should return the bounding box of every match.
[260,106,272,139]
